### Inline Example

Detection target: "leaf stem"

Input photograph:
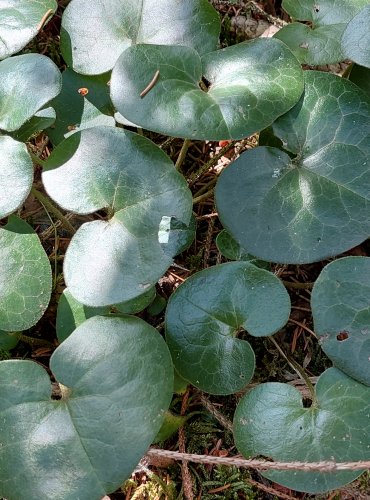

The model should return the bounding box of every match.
[269,336,318,406]
[29,152,46,166]
[31,187,76,235]
[282,280,314,290]
[193,188,214,205]
[188,141,235,185]
[19,334,54,348]
[175,139,191,171]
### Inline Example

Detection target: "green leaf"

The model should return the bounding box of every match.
[42,126,192,214]
[11,107,56,142]
[56,288,110,342]
[110,39,304,140]
[57,286,157,342]
[349,64,370,97]
[114,287,156,315]
[0,0,57,60]
[0,54,61,132]
[61,0,220,75]
[63,213,172,307]
[216,230,269,269]
[0,216,52,331]
[342,5,370,68]
[42,127,192,306]
[276,0,369,64]
[0,136,33,218]
[312,257,370,386]
[47,69,115,146]
[154,411,187,443]
[0,315,173,500]
[159,214,196,257]
[215,71,370,264]
[165,262,290,395]
[234,368,369,493]
[0,331,19,351]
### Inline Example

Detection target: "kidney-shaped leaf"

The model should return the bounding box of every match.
[47,69,115,146]
[234,368,370,493]
[0,0,56,60]
[0,136,33,218]
[0,315,173,500]
[61,0,220,75]
[165,262,290,395]
[216,71,370,264]
[42,126,192,215]
[0,54,61,132]
[342,5,370,68]
[110,39,304,140]
[276,0,368,65]
[0,216,51,331]
[312,257,370,386]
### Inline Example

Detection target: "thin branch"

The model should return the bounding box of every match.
[31,187,76,235]
[175,139,192,171]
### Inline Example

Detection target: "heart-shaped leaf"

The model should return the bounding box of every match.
[0,54,61,132]
[0,0,56,60]
[312,257,370,386]
[0,315,173,499]
[42,127,192,306]
[342,5,370,68]
[275,0,369,64]
[0,216,51,331]
[215,71,370,264]
[110,39,304,140]
[61,0,220,75]
[47,69,115,146]
[0,136,33,218]
[165,262,290,395]
[234,368,369,493]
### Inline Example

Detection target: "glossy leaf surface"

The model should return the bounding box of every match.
[61,0,220,74]
[42,126,191,214]
[0,136,33,218]
[166,262,290,395]
[0,0,57,59]
[234,368,369,493]
[342,5,370,68]
[47,69,115,146]
[276,0,368,64]
[0,54,61,132]
[312,257,370,386]
[110,39,304,140]
[216,71,370,264]
[0,315,173,500]
[0,216,51,331]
